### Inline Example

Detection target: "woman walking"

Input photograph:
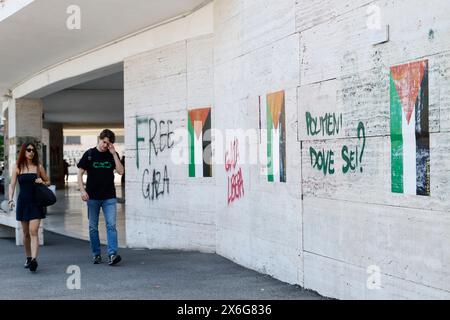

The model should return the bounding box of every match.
[8,143,51,272]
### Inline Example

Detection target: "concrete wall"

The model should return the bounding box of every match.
[8,98,43,181]
[213,0,302,285]
[5,98,44,245]
[124,0,450,299]
[124,34,216,252]
[297,0,450,299]
[6,0,448,300]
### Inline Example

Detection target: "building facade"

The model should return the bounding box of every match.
[1,0,449,299]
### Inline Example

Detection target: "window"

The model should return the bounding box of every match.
[64,136,81,145]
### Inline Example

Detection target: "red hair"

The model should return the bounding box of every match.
[16,143,40,174]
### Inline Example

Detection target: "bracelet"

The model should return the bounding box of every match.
[8,200,14,204]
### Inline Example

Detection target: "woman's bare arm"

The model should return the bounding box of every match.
[38,164,51,186]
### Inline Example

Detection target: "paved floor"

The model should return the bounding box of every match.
[1,179,324,300]
[45,181,126,247]
[0,231,324,300]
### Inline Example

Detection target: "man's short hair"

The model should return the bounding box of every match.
[99,129,116,144]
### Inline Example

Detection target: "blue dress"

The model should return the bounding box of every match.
[16,173,45,221]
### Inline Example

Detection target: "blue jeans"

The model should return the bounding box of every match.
[87,198,118,256]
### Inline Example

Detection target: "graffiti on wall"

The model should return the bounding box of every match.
[225,138,244,205]
[141,166,170,201]
[306,112,366,175]
[136,117,175,169]
[259,91,287,183]
[305,112,343,137]
[390,59,430,196]
[136,116,174,201]
[188,107,212,178]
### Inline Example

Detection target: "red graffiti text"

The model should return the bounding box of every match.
[225,138,244,205]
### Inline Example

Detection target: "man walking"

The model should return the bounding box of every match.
[77,129,125,265]
[63,159,70,182]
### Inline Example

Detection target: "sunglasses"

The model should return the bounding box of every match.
[26,148,35,153]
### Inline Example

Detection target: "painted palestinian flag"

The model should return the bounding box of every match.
[188,107,212,178]
[390,60,430,196]
[260,90,287,183]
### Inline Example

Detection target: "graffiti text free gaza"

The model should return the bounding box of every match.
[135,117,175,168]
[136,116,174,202]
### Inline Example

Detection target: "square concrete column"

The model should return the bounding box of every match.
[6,98,44,245]
[44,123,65,190]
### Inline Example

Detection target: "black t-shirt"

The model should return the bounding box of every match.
[77,148,119,200]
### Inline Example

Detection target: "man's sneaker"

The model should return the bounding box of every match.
[93,255,102,264]
[108,254,122,266]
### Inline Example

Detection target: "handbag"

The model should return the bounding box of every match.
[35,170,57,207]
